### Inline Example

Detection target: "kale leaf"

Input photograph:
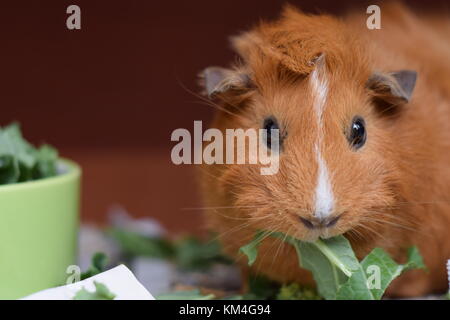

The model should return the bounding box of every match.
[239,232,426,300]
[0,123,58,184]
[73,281,116,300]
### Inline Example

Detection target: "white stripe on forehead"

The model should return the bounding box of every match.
[310,63,335,219]
[314,146,334,219]
[310,66,328,122]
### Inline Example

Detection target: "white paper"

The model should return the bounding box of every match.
[22,264,155,300]
[447,259,450,289]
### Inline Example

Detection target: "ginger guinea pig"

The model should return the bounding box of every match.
[199,4,450,297]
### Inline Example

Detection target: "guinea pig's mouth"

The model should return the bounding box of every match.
[297,227,343,242]
[287,212,350,242]
[299,215,342,230]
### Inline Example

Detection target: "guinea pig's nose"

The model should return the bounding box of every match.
[299,215,341,229]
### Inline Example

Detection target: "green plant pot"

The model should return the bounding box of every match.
[0,159,80,299]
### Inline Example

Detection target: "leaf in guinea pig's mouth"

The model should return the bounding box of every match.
[239,232,426,300]
[239,231,268,267]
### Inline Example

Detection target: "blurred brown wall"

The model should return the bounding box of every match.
[1,0,447,233]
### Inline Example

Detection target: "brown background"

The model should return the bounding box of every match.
[0,0,447,234]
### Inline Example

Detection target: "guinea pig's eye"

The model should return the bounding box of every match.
[348,116,366,150]
[262,116,281,150]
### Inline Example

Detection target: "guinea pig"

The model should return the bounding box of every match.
[198,3,450,297]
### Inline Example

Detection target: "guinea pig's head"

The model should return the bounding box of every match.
[199,7,417,242]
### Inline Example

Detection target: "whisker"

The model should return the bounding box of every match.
[254,226,286,275]
[269,225,292,272]
[175,77,249,122]
[354,222,385,241]
[209,209,273,222]
[396,200,450,205]
[181,205,268,211]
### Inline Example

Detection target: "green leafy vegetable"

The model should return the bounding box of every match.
[240,233,355,299]
[175,236,232,270]
[73,281,116,300]
[108,229,231,271]
[108,228,175,259]
[276,283,322,300]
[0,123,58,184]
[286,236,352,299]
[224,277,320,300]
[336,246,426,300]
[34,144,58,178]
[239,231,267,266]
[239,232,426,300]
[243,275,280,300]
[81,252,109,280]
[156,289,214,300]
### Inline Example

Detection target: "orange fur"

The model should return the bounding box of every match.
[200,3,450,297]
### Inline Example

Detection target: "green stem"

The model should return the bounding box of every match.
[313,239,352,277]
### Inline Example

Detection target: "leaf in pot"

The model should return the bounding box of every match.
[0,123,59,183]
[0,156,19,184]
[33,144,58,179]
[1,123,37,169]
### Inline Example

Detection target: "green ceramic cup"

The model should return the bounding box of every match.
[0,159,80,299]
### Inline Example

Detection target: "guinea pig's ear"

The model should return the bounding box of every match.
[198,67,252,98]
[366,70,417,106]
